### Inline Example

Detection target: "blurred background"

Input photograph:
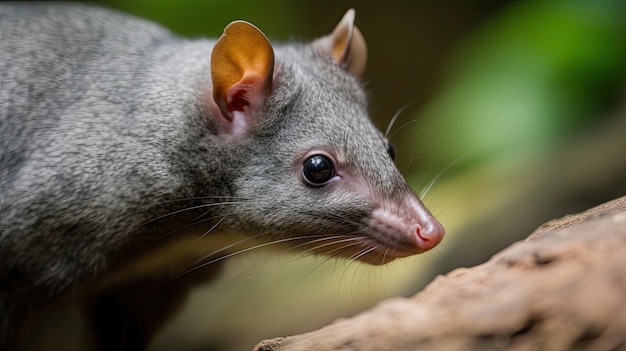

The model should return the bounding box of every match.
[20,0,625,350]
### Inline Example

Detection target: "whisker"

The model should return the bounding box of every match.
[405,154,415,178]
[335,245,377,308]
[195,216,226,241]
[364,261,378,303]
[387,119,418,142]
[351,246,379,262]
[384,104,412,139]
[350,256,368,302]
[294,235,367,255]
[419,152,463,199]
[197,231,270,261]
[419,90,521,200]
[284,258,336,296]
[231,235,366,285]
[282,243,363,299]
[434,195,472,218]
[162,231,276,285]
[311,211,364,229]
[151,195,248,205]
[382,247,390,266]
[157,209,251,238]
[141,201,246,227]
[185,234,355,276]
[376,259,389,297]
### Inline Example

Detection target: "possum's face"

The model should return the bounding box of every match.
[230,51,444,265]
[210,10,444,264]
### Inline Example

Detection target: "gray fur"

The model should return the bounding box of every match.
[0,3,421,346]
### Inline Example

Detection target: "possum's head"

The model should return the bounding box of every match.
[208,10,444,264]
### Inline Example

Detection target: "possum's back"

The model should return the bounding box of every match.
[0,3,175,177]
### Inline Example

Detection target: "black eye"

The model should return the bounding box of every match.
[386,141,396,161]
[302,155,334,186]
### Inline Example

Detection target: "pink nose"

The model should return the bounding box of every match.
[414,218,445,251]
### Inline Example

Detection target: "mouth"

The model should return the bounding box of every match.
[299,231,432,266]
[288,204,444,265]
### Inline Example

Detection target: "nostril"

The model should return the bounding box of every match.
[413,220,445,251]
[416,226,428,242]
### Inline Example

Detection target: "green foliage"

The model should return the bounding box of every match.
[106,0,295,37]
[412,1,624,174]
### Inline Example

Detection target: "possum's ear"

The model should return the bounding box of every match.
[312,9,367,77]
[211,20,274,135]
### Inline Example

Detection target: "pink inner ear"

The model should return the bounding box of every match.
[222,72,269,135]
[227,88,248,111]
[224,85,250,135]
[226,72,268,112]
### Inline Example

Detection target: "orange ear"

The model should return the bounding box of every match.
[312,9,367,77]
[211,20,274,135]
